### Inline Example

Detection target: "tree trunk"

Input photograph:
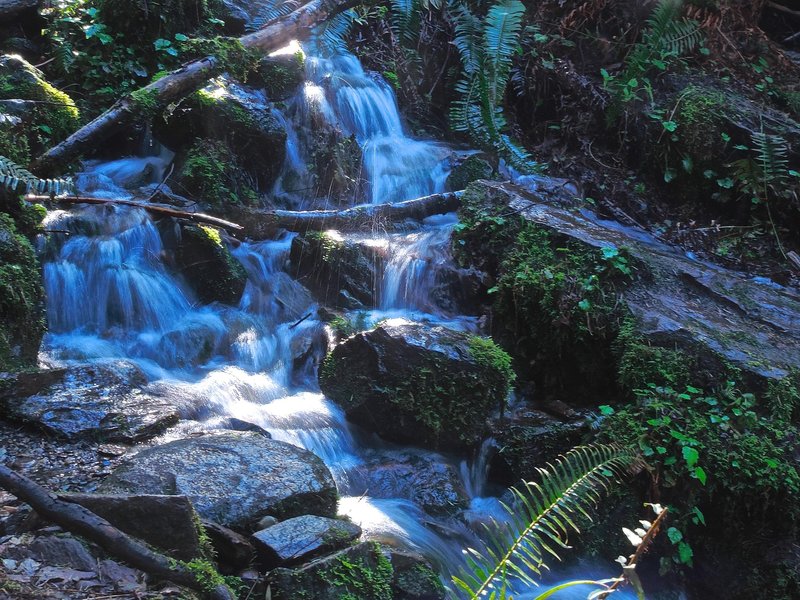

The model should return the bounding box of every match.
[0,0,38,18]
[29,0,358,176]
[0,464,235,600]
[228,192,463,238]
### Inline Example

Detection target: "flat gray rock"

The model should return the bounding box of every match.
[252,515,361,567]
[98,431,337,529]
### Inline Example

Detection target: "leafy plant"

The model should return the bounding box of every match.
[450,0,538,173]
[451,444,639,599]
[0,155,73,195]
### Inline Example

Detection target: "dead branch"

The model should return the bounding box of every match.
[0,464,235,600]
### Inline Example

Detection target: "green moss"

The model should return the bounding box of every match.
[0,211,45,371]
[394,562,445,598]
[467,335,515,409]
[446,154,495,191]
[178,223,247,305]
[318,543,393,600]
[130,87,160,117]
[183,558,243,595]
[179,139,257,207]
[181,37,260,81]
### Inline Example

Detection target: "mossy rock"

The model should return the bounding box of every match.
[267,542,394,600]
[445,153,496,192]
[0,211,44,371]
[176,139,258,207]
[0,54,80,158]
[319,321,514,451]
[177,223,247,305]
[255,53,305,101]
[158,78,286,191]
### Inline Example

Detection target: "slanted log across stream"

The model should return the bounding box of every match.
[29,0,359,176]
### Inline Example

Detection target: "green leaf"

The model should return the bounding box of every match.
[662,120,678,132]
[578,299,591,311]
[174,33,189,41]
[601,246,619,259]
[694,466,707,485]
[667,527,683,544]
[682,446,699,468]
[599,405,615,416]
[678,542,694,565]
[692,507,706,526]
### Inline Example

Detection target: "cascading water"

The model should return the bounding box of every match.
[36,43,647,599]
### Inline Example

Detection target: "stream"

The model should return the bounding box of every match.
[36,43,640,599]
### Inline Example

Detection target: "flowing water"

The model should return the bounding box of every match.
[36,43,645,599]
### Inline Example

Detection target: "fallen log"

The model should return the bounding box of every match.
[30,0,357,176]
[0,0,38,18]
[230,191,463,238]
[0,464,235,600]
[25,194,243,231]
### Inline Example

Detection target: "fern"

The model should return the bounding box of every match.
[752,131,790,192]
[452,444,639,599]
[0,155,73,195]
[246,0,305,32]
[313,9,357,55]
[450,0,538,174]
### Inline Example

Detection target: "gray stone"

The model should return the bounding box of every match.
[28,535,96,572]
[389,551,445,600]
[0,362,181,442]
[251,515,361,567]
[63,494,203,561]
[352,451,468,516]
[98,431,338,529]
[201,520,255,570]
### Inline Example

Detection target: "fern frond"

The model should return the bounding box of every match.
[0,155,73,195]
[246,0,305,32]
[390,0,420,44]
[451,5,483,75]
[313,9,356,55]
[752,131,790,191]
[483,0,525,107]
[452,444,638,599]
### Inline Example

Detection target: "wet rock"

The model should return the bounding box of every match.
[290,231,385,309]
[0,362,181,442]
[0,368,66,400]
[98,431,338,529]
[267,541,393,600]
[221,417,272,437]
[352,451,468,516]
[177,224,247,305]
[201,520,255,572]
[251,515,361,567]
[389,551,446,600]
[62,494,203,561]
[489,407,589,485]
[457,180,800,390]
[321,321,514,450]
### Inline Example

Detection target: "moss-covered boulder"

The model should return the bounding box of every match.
[445,153,496,191]
[289,230,384,309]
[267,542,394,600]
[176,223,247,305]
[0,211,44,371]
[319,320,515,450]
[255,54,306,101]
[159,78,286,193]
[0,54,79,161]
[389,552,445,600]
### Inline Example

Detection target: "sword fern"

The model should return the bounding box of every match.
[451,444,640,599]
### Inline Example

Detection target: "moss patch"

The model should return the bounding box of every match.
[177,223,247,305]
[178,139,257,207]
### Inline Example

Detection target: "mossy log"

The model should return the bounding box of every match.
[0,464,235,600]
[29,0,359,176]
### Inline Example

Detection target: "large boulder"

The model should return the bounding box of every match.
[319,321,514,450]
[290,231,385,309]
[389,551,445,600]
[98,431,338,529]
[454,179,800,396]
[267,542,393,600]
[251,515,361,567]
[255,54,306,101]
[0,362,181,442]
[176,224,247,305]
[351,451,468,516]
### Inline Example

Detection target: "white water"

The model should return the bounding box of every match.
[36,43,653,600]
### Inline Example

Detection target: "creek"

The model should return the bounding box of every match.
[36,42,639,599]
